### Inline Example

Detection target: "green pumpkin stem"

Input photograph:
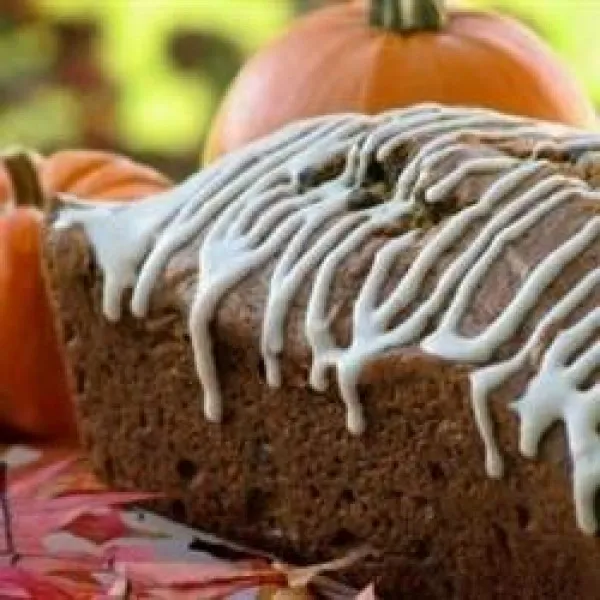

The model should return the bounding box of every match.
[370,0,446,32]
[2,150,47,211]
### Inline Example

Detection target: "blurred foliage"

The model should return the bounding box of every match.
[0,0,598,180]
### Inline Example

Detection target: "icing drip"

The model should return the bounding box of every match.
[471,268,600,480]
[55,185,196,321]
[514,307,600,534]
[52,104,600,533]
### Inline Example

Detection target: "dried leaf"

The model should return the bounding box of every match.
[355,583,377,599]
[258,585,314,599]
[276,546,374,588]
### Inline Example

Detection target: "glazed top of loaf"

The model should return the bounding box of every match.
[52,104,599,535]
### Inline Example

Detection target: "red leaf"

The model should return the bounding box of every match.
[0,451,292,598]
[1,449,357,598]
[0,566,79,599]
[12,554,105,574]
[10,455,111,500]
[64,511,138,545]
[2,555,125,598]
[101,543,158,564]
[9,458,78,499]
[118,559,285,587]
[107,559,291,599]
[4,455,158,555]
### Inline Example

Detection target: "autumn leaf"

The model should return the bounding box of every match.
[117,557,284,585]
[258,586,314,599]
[10,456,124,500]
[9,457,81,498]
[0,564,98,600]
[0,452,293,599]
[276,546,374,588]
[0,449,369,598]
[61,510,165,545]
[355,583,377,599]
[3,457,157,554]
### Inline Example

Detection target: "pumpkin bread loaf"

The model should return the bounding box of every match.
[44,105,599,598]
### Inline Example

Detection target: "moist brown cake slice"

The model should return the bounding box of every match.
[43,104,599,598]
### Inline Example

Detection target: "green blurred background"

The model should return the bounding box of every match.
[1,0,598,180]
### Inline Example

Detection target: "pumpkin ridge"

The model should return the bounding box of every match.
[431,24,536,115]
[86,182,167,200]
[447,12,593,125]
[67,161,169,198]
[44,153,111,193]
[357,32,389,114]
[313,28,380,115]
[448,17,581,123]
[43,152,170,200]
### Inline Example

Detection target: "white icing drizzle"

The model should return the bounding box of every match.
[514,307,600,534]
[53,105,600,533]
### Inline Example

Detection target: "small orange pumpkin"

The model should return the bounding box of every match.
[0,151,171,444]
[205,0,596,162]
[0,149,171,203]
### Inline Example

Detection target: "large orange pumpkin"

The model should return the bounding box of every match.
[0,151,171,444]
[205,0,596,162]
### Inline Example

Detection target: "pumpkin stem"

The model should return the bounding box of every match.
[2,149,47,211]
[369,0,446,32]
